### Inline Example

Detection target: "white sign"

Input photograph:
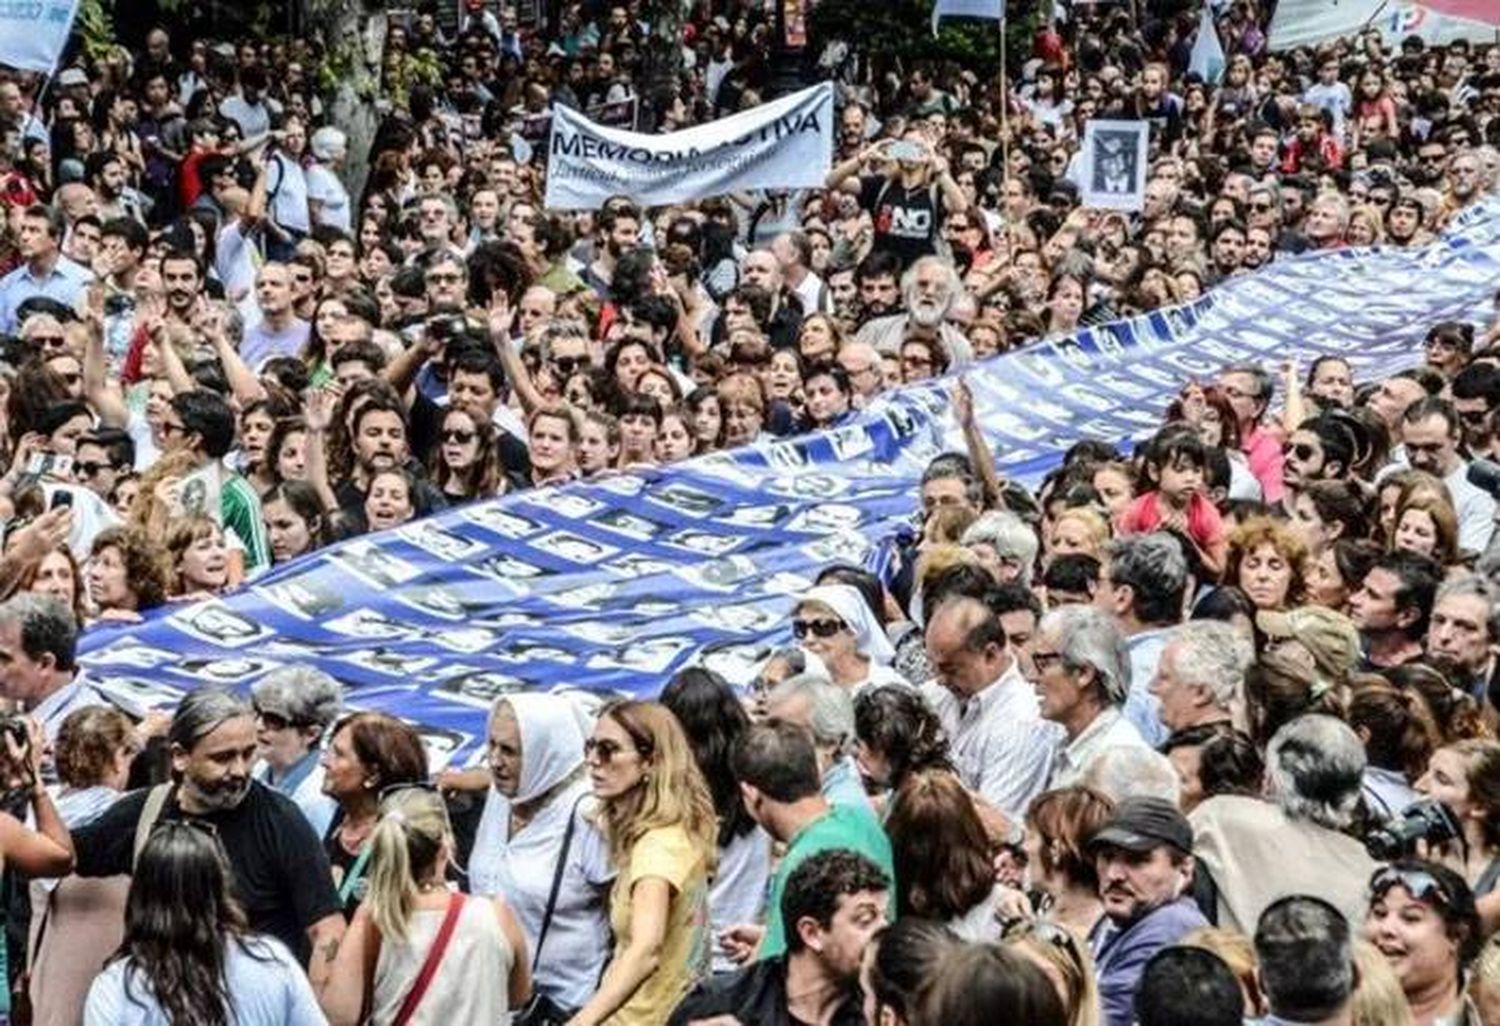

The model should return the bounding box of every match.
[0,0,82,73]
[1080,120,1149,213]
[931,0,1004,35]
[544,82,835,211]
[1269,0,1498,50]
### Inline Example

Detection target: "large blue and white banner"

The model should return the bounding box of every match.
[0,0,82,73]
[79,198,1500,770]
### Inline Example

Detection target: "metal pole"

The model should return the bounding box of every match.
[999,17,1012,266]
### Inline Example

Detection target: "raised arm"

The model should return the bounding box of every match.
[82,286,131,428]
[955,379,1003,510]
[302,387,341,514]
[487,296,547,417]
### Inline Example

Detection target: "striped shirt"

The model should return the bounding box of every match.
[221,471,271,572]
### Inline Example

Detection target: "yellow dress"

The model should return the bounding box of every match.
[603,824,710,1026]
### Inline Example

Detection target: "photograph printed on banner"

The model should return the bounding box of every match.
[91,676,186,717]
[590,473,647,497]
[566,619,651,645]
[544,580,622,609]
[471,553,552,587]
[645,482,724,517]
[721,504,794,529]
[530,530,619,564]
[397,520,489,563]
[336,647,441,677]
[168,602,276,648]
[494,639,578,665]
[762,441,810,470]
[425,626,501,654]
[586,635,694,674]
[602,552,680,579]
[662,528,744,557]
[801,531,871,565]
[168,657,281,684]
[598,593,683,618]
[827,425,874,461]
[394,583,483,622]
[324,608,418,641]
[82,639,177,670]
[756,570,817,597]
[254,578,345,621]
[690,602,782,633]
[326,540,423,590]
[786,503,865,534]
[674,555,758,592]
[545,492,608,519]
[471,610,545,630]
[592,508,668,542]
[415,724,470,774]
[462,506,544,539]
[765,473,849,500]
[699,641,776,686]
[431,670,531,711]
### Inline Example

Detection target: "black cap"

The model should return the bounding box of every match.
[1087,797,1193,855]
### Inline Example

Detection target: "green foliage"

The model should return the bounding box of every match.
[76,0,118,63]
[808,0,1043,70]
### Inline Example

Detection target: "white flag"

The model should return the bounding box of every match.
[932,0,1005,36]
[0,0,82,73]
[1188,3,1226,84]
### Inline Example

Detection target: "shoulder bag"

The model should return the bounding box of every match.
[514,794,587,1026]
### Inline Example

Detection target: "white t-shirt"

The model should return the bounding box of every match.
[709,826,771,973]
[268,152,311,235]
[304,163,350,231]
[84,934,326,1026]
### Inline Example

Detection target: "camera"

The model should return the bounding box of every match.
[1365,799,1463,860]
[425,315,472,345]
[0,715,27,752]
[1468,458,1500,499]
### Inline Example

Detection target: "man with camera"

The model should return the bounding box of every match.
[0,594,109,759]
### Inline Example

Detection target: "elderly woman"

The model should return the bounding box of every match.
[249,666,343,838]
[790,584,906,694]
[962,510,1040,585]
[1191,715,1380,936]
[765,672,868,812]
[469,693,612,1018]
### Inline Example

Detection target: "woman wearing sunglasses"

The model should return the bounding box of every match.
[248,666,343,838]
[789,585,906,695]
[429,402,504,503]
[85,822,324,1025]
[469,693,613,1019]
[1002,918,1101,1026]
[319,712,429,917]
[1364,861,1482,1026]
[569,700,716,1026]
[320,785,532,1026]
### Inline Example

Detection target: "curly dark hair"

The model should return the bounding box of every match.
[853,685,953,791]
[89,526,170,612]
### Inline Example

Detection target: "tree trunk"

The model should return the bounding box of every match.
[307,0,387,202]
[638,0,685,131]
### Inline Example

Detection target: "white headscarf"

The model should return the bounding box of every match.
[503,692,587,803]
[795,584,896,666]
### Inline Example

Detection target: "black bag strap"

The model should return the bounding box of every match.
[531,794,586,972]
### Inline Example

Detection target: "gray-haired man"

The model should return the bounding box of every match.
[72,688,346,985]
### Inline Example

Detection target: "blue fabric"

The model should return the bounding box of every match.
[1092,897,1210,1026]
[76,198,1500,769]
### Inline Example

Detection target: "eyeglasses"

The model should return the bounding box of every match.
[551,355,585,374]
[30,335,65,348]
[584,737,638,764]
[1370,866,1456,908]
[76,460,112,478]
[253,706,303,731]
[1459,408,1491,425]
[426,272,464,285]
[792,618,846,639]
[1029,648,1064,672]
[160,421,186,437]
[441,428,476,444]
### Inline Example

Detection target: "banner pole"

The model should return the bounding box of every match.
[999,17,1011,266]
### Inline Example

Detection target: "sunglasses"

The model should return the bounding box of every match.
[76,460,112,478]
[551,355,585,374]
[442,428,476,444]
[584,737,638,764]
[1283,442,1317,460]
[253,705,308,731]
[792,618,846,639]
[30,335,65,348]
[1370,866,1456,908]
[1460,408,1491,425]
[426,272,464,285]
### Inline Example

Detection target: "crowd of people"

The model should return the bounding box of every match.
[0,0,1496,1021]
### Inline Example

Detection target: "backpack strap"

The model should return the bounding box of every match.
[132,784,173,867]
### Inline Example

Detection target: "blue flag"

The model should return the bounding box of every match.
[1189,3,1226,84]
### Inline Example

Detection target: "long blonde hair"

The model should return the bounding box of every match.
[596,700,717,872]
[1351,939,1414,1026]
[365,786,451,943]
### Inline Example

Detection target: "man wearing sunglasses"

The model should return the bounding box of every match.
[1281,414,1355,507]
[1450,362,1500,461]
[71,687,346,987]
[73,428,133,499]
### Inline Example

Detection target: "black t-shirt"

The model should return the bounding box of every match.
[858,174,944,269]
[72,781,340,963]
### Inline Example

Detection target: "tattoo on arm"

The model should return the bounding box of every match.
[319,937,341,963]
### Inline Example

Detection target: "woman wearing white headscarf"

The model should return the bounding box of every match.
[469,693,614,1017]
[791,584,908,694]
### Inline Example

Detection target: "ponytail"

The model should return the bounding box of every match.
[364,787,451,944]
[367,812,417,942]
